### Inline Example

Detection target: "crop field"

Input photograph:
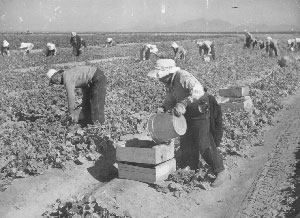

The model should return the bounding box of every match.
[1,33,300,216]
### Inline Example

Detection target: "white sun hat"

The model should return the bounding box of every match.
[107,38,113,42]
[71,32,76,37]
[148,59,177,79]
[3,40,9,47]
[149,44,158,54]
[46,69,57,79]
[267,37,272,41]
[171,42,179,48]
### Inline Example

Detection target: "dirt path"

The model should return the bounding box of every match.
[1,88,300,218]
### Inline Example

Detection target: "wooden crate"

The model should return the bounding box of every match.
[219,86,249,98]
[118,158,176,184]
[220,97,253,112]
[116,138,174,165]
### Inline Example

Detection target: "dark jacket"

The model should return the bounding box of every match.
[208,94,223,147]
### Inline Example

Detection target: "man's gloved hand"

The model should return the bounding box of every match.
[70,113,79,123]
[157,106,166,114]
[173,103,186,117]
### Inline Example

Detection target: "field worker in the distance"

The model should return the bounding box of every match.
[45,43,57,56]
[105,38,116,47]
[287,38,300,51]
[140,44,158,61]
[265,37,279,57]
[257,40,265,50]
[244,30,255,49]
[196,40,216,60]
[20,42,34,55]
[148,59,228,188]
[171,42,187,60]
[1,40,10,56]
[70,32,84,56]
[46,65,107,125]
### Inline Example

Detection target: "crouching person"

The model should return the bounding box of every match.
[47,66,107,125]
[140,44,158,61]
[266,37,279,57]
[1,40,10,56]
[45,43,57,56]
[20,42,34,55]
[197,40,216,60]
[171,42,187,60]
[105,38,116,47]
[148,59,228,187]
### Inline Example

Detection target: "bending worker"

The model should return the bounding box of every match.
[46,65,107,125]
[45,43,57,56]
[140,44,158,61]
[287,38,300,51]
[70,32,84,56]
[105,38,116,47]
[148,59,227,187]
[196,40,216,60]
[171,42,187,60]
[244,30,255,49]
[20,42,34,54]
[1,40,10,56]
[266,37,279,57]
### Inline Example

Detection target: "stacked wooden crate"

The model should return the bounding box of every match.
[218,85,253,112]
[116,134,176,184]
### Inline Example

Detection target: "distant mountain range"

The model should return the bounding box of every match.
[120,18,299,32]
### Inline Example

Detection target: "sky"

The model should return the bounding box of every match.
[0,0,299,32]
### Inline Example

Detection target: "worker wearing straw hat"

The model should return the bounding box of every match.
[46,66,107,125]
[1,40,10,56]
[171,42,187,60]
[140,44,158,61]
[70,32,84,56]
[148,59,228,187]
[196,40,216,61]
[105,37,116,47]
[20,42,34,55]
[265,36,279,57]
[45,42,57,56]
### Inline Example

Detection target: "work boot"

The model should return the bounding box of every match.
[211,170,229,188]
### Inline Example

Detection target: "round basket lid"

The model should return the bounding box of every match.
[172,115,187,136]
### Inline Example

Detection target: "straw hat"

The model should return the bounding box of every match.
[3,40,9,47]
[171,42,179,48]
[71,32,76,37]
[46,69,57,79]
[147,59,177,79]
[107,38,113,43]
[267,37,272,41]
[197,41,204,46]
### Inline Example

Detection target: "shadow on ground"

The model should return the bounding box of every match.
[87,143,118,183]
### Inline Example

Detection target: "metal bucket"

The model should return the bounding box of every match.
[147,113,187,143]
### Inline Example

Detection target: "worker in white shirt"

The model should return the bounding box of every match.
[105,38,116,47]
[140,44,158,61]
[1,40,10,56]
[45,43,57,56]
[266,37,279,57]
[171,42,187,60]
[20,42,34,55]
[196,40,216,60]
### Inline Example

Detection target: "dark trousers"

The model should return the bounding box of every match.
[266,44,278,56]
[72,47,82,56]
[180,115,225,173]
[80,69,107,126]
[46,49,55,56]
